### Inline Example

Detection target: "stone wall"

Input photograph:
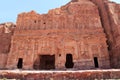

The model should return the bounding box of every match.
[0,70,120,80]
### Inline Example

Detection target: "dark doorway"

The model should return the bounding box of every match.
[65,54,74,68]
[17,58,23,69]
[94,57,99,68]
[40,55,55,70]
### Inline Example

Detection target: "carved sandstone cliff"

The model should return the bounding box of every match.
[0,0,120,70]
[90,0,120,68]
[6,0,110,70]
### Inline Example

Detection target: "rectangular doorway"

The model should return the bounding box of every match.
[39,55,55,70]
[17,58,23,69]
[94,57,99,68]
[65,54,74,68]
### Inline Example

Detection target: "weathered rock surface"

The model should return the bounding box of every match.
[0,22,15,68]
[6,0,110,70]
[105,2,120,68]
[0,0,120,70]
[90,0,120,68]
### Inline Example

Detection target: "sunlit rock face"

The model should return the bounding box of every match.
[0,22,15,68]
[105,1,120,68]
[0,0,120,70]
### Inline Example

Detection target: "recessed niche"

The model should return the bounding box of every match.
[34,20,36,23]
[59,54,61,57]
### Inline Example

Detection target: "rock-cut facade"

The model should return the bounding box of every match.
[0,0,120,70]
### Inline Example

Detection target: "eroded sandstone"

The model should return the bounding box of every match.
[0,22,15,69]
[0,0,120,70]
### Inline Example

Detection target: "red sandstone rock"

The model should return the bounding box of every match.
[0,70,120,80]
[0,22,15,69]
[0,0,120,70]
[6,0,110,70]
[105,2,120,68]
